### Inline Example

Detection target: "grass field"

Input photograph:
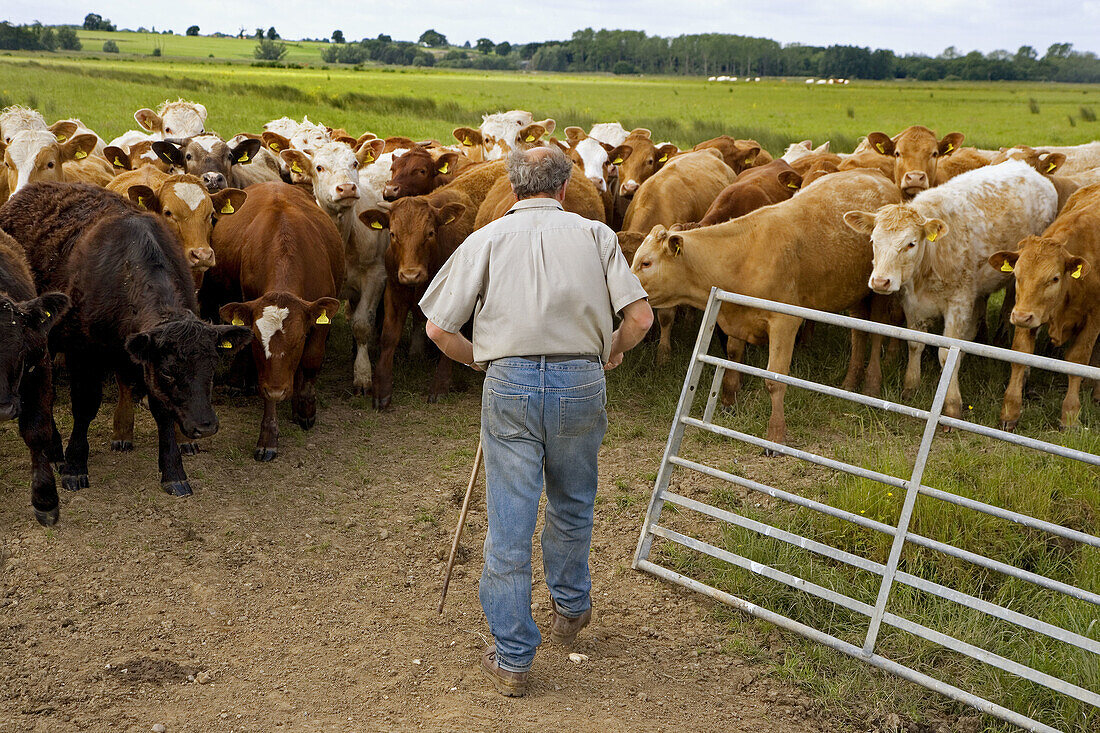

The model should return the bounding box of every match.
[0,43,1098,731]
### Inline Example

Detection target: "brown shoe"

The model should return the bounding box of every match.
[481,647,529,697]
[549,601,592,646]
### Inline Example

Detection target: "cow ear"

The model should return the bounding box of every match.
[212,323,252,352]
[211,188,247,216]
[193,103,208,122]
[923,218,948,243]
[151,140,183,168]
[333,135,357,147]
[279,149,311,177]
[230,138,262,166]
[1038,152,1066,175]
[535,118,556,135]
[737,144,761,168]
[261,131,291,154]
[628,128,651,139]
[48,121,78,143]
[308,298,341,327]
[564,126,586,145]
[61,134,97,162]
[356,132,378,144]
[134,108,161,132]
[452,127,482,148]
[607,144,632,166]
[939,133,964,156]
[356,138,385,166]
[358,209,389,231]
[21,292,70,334]
[666,233,684,256]
[103,146,132,171]
[434,202,465,227]
[125,330,160,363]
[988,251,1020,273]
[518,124,547,144]
[866,132,894,156]
[815,141,831,153]
[1066,256,1090,280]
[843,210,877,234]
[656,144,678,165]
[778,170,802,191]
[435,152,460,176]
[127,185,160,212]
[219,302,253,328]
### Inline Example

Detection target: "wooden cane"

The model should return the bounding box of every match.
[438,440,483,614]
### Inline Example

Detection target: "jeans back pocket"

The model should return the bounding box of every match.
[487,389,530,439]
[558,388,606,437]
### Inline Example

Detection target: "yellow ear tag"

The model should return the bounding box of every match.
[238,152,250,163]
[137,196,146,207]
[369,220,383,229]
[525,135,535,142]
[875,142,885,153]
[787,182,799,189]
[1046,162,1056,173]
[45,310,51,317]
[927,231,937,242]
[438,161,449,174]
[269,142,281,151]
[231,316,245,326]
[463,136,473,146]
[56,134,67,142]
[658,154,668,162]
[945,142,955,153]
[1000,261,1013,272]
[74,151,87,160]
[220,201,235,214]
[364,153,374,163]
[290,162,303,174]
[1071,263,1083,279]
[218,340,233,349]
[612,157,623,165]
[316,312,330,325]
[113,156,124,168]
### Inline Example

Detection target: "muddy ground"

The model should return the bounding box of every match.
[1,341,897,733]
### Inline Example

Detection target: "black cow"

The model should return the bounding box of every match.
[0,183,251,497]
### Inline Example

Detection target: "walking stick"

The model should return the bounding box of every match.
[438,440,483,614]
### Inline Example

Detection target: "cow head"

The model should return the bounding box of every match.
[134,100,207,140]
[0,292,68,421]
[3,130,98,195]
[990,237,1091,330]
[844,204,948,294]
[125,316,250,439]
[219,294,339,402]
[384,147,459,200]
[610,136,678,198]
[127,175,246,274]
[991,146,1066,176]
[453,111,555,162]
[865,126,964,197]
[360,199,465,286]
[152,135,261,193]
[103,140,175,174]
[280,142,370,214]
[564,126,616,193]
[630,225,693,308]
[1,106,49,145]
[289,116,332,157]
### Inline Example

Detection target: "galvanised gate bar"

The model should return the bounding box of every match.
[633,287,1100,733]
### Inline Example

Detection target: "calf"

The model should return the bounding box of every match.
[210,182,344,461]
[989,183,1100,430]
[0,229,69,525]
[2,131,105,195]
[632,170,901,445]
[108,99,209,151]
[384,146,464,200]
[860,125,966,197]
[150,134,271,192]
[103,140,177,174]
[453,110,556,162]
[681,159,802,229]
[0,182,250,496]
[844,160,1058,419]
[611,129,679,198]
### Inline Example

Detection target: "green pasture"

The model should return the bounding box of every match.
[73,29,332,64]
[0,55,1098,152]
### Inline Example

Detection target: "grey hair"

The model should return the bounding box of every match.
[507,147,573,198]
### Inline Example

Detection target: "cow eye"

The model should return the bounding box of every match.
[185,153,192,161]
[932,151,939,158]
[638,260,652,269]
[316,165,324,172]
[1052,275,1060,283]
[47,161,55,169]
[163,210,173,217]
[165,127,172,134]
[907,242,916,249]
[894,151,901,157]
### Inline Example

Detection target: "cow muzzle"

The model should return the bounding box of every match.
[869,275,896,294]
[398,267,429,286]
[334,183,359,202]
[383,185,401,201]
[588,176,606,192]
[0,399,19,421]
[900,171,928,194]
[619,180,639,196]
[1010,310,1039,329]
[201,172,228,193]
[187,247,216,271]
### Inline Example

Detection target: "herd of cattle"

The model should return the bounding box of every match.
[1,100,1099,526]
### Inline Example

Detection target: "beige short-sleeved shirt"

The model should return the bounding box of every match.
[419,198,648,365]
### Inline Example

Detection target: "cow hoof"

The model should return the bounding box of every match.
[373,395,393,412]
[427,393,440,404]
[110,440,134,452]
[763,448,781,458]
[34,506,60,526]
[61,474,88,492]
[999,420,1018,433]
[178,442,200,456]
[254,447,278,462]
[901,388,917,401]
[161,480,193,497]
[293,415,315,430]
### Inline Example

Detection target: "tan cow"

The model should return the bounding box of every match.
[474,164,605,228]
[692,136,773,173]
[991,146,1081,210]
[678,159,802,229]
[631,170,902,445]
[989,183,1100,430]
[1,131,104,196]
[610,128,679,198]
[934,147,994,183]
[851,126,965,197]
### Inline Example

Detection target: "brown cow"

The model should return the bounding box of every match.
[857,125,965,196]
[989,183,1100,431]
[610,129,679,198]
[103,140,177,174]
[149,134,273,192]
[2,131,104,196]
[630,170,902,445]
[679,159,802,229]
[384,146,466,200]
[474,164,605,228]
[788,151,842,177]
[800,159,840,188]
[934,147,993,183]
[692,136,773,173]
[210,182,345,461]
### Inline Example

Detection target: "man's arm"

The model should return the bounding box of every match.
[425,321,480,371]
[605,297,654,370]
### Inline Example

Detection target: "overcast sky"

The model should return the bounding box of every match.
[6,1,1099,56]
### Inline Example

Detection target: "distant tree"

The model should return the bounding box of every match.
[332,29,345,44]
[377,33,392,43]
[57,27,81,50]
[254,39,287,61]
[254,28,264,40]
[102,39,119,53]
[37,26,58,51]
[462,40,471,49]
[494,41,511,56]
[940,45,960,60]
[83,13,115,31]
[1045,42,1073,60]
[1015,45,1038,62]
[418,29,447,47]
[476,37,493,54]
[266,27,279,40]
[520,42,541,60]
[613,60,637,75]
[186,25,200,37]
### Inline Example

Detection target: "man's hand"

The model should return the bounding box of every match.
[604,352,624,370]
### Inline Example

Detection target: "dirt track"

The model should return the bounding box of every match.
[0,355,868,733]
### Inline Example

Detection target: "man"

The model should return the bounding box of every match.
[421,146,653,696]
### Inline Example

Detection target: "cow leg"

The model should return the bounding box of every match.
[656,308,676,364]
[373,285,410,412]
[150,397,191,496]
[841,300,870,392]
[255,397,279,462]
[19,358,60,525]
[973,294,990,344]
[428,354,455,404]
[902,316,929,398]
[111,378,136,451]
[763,316,801,450]
[1091,341,1100,403]
[939,307,975,421]
[720,336,746,405]
[61,361,104,491]
[999,326,1036,431]
[292,327,329,430]
[1059,325,1100,429]
[993,281,1016,347]
[351,269,386,395]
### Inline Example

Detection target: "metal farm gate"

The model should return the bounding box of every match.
[633,287,1100,732]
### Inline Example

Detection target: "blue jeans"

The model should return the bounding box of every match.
[479,357,608,673]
